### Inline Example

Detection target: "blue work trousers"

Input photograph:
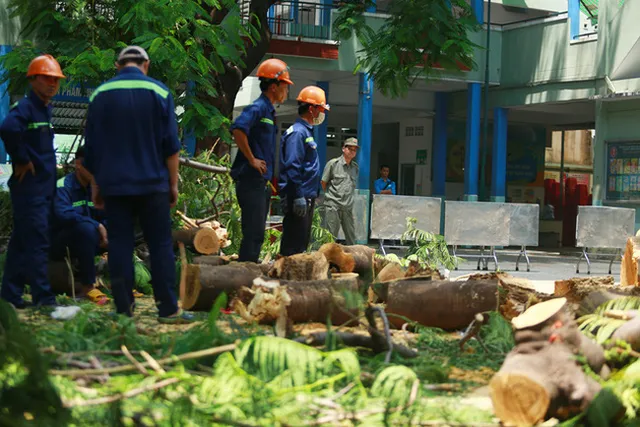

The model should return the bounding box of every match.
[235,178,271,263]
[104,193,178,317]
[280,198,315,256]
[1,194,56,307]
[50,222,101,286]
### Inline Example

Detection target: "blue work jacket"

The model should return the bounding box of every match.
[374,178,396,195]
[278,118,320,199]
[84,67,181,197]
[52,173,106,234]
[230,94,276,182]
[0,91,57,197]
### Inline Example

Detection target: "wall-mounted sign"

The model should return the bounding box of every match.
[416,149,427,165]
[606,141,640,201]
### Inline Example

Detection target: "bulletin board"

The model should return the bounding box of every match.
[606,141,640,202]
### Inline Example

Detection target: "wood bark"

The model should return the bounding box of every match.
[294,332,418,359]
[178,157,229,174]
[375,262,405,283]
[383,278,500,330]
[268,252,330,281]
[181,263,265,311]
[172,228,220,255]
[282,277,360,324]
[554,276,640,315]
[318,243,376,284]
[192,255,229,266]
[611,313,640,351]
[492,298,608,426]
[490,341,602,426]
[621,236,640,286]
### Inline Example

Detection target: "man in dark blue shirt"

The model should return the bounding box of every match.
[278,86,329,256]
[84,46,192,323]
[373,165,396,195]
[231,58,293,262]
[0,54,65,309]
[50,145,109,304]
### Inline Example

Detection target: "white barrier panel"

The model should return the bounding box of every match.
[370,195,442,240]
[509,203,540,247]
[576,206,636,249]
[444,201,511,247]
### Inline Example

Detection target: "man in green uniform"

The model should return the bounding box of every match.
[320,138,359,245]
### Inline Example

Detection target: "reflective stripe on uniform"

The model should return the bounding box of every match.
[27,122,52,129]
[89,80,169,102]
[72,200,95,208]
[56,177,66,188]
[305,137,314,143]
[260,118,274,125]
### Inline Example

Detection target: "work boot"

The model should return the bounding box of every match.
[158,309,196,325]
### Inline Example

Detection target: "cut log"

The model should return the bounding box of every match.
[318,243,375,283]
[181,263,264,311]
[192,255,229,267]
[268,252,329,281]
[490,341,601,426]
[554,276,640,315]
[375,262,405,283]
[621,236,640,286]
[231,275,360,327]
[384,278,499,330]
[172,228,220,255]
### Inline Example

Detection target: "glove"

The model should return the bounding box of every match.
[280,195,288,215]
[293,197,308,217]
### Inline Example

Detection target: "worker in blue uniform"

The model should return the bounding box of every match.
[231,58,293,262]
[278,86,329,256]
[84,46,192,324]
[50,145,109,305]
[0,54,65,309]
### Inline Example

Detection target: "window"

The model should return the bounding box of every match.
[405,126,414,137]
[415,125,424,136]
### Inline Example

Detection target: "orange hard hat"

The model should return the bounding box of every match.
[296,86,330,111]
[27,55,66,79]
[256,58,293,85]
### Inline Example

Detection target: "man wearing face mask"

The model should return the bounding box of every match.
[231,58,293,262]
[278,86,329,256]
[0,54,65,309]
[321,138,359,245]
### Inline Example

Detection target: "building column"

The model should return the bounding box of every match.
[290,0,299,26]
[464,84,481,201]
[432,93,447,198]
[0,45,12,164]
[490,107,508,202]
[356,72,373,244]
[568,0,580,40]
[267,5,275,33]
[314,81,329,169]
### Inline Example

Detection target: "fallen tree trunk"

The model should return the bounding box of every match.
[554,276,640,315]
[611,312,640,351]
[383,278,499,330]
[181,263,265,311]
[268,252,329,281]
[192,255,229,266]
[621,236,640,286]
[172,228,220,255]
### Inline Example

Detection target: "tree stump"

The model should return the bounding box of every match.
[318,243,375,284]
[172,228,220,255]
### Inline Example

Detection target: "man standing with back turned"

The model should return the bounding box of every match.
[0,54,65,309]
[84,46,193,323]
[231,58,293,262]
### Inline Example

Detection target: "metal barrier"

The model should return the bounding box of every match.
[444,201,511,271]
[575,206,636,274]
[508,203,540,272]
[370,194,442,255]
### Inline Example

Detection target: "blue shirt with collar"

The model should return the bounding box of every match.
[84,66,181,197]
[230,93,276,182]
[0,90,56,197]
[374,177,396,195]
[278,118,320,199]
[52,172,106,234]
